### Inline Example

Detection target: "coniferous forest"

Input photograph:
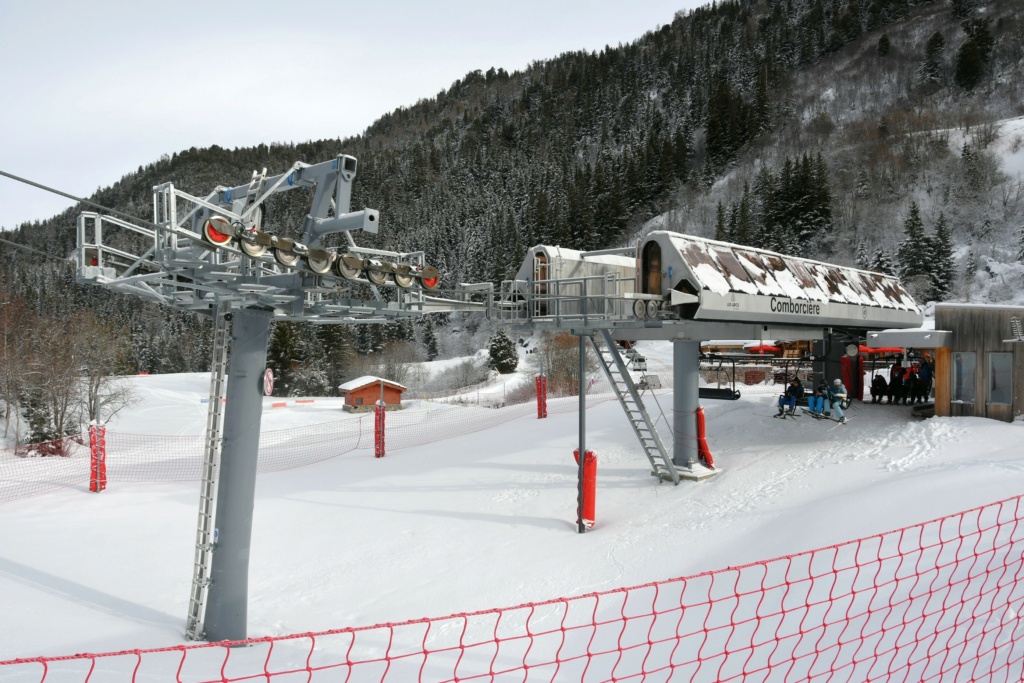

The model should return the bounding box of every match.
[3,0,1024,441]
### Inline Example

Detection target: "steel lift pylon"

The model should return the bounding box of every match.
[74,154,487,643]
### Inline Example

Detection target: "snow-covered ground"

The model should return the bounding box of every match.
[1,340,1022,667]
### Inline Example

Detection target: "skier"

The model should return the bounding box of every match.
[870,373,888,403]
[824,378,848,423]
[806,381,829,417]
[774,377,804,417]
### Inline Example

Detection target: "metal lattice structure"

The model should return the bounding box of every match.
[76,155,486,321]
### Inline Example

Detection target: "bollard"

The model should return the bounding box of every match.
[572,449,597,529]
[374,402,386,458]
[535,374,548,419]
[696,406,715,469]
[89,423,107,492]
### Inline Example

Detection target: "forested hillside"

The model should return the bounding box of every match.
[3,0,1024,442]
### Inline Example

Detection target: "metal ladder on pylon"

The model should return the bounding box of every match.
[185,302,231,640]
[589,330,679,484]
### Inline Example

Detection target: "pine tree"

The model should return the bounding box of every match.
[896,202,926,278]
[266,322,300,397]
[421,315,439,361]
[954,39,984,90]
[918,31,946,87]
[929,212,955,302]
[856,240,870,270]
[870,247,896,276]
[714,201,728,241]
[736,185,753,246]
[488,328,518,374]
[963,249,978,296]
[1018,226,1024,263]
[877,33,890,57]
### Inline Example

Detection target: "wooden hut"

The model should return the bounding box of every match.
[339,376,406,412]
[932,304,1024,422]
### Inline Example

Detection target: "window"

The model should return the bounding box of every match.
[643,241,662,295]
[355,397,363,405]
[988,353,1013,404]
[952,352,976,403]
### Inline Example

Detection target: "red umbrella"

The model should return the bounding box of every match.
[745,343,781,354]
[859,345,904,354]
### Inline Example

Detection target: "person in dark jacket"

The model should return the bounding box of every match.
[775,378,804,417]
[915,358,933,403]
[807,382,829,416]
[901,365,918,405]
[888,361,903,404]
[870,373,888,403]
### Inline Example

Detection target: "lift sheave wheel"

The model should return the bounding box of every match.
[419,265,440,290]
[393,264,415,289]
[273,249,301,268]
[239,239,267,258]
[334,253,363,280]
[202,216,234,246]
[365,260,389,286]
[304,249,333,275]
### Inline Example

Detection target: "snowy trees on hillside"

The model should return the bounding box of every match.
[487,328,518,374]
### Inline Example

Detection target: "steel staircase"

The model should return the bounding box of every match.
[590,330,679,485]
[185,302,231,640]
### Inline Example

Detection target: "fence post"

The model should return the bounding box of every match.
[89,422,107,492]
[374,402,386,458]
[536,374,548,419]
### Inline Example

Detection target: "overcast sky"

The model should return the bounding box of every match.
[0,0,708,231]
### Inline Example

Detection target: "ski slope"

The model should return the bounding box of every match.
[1,341,1022,665]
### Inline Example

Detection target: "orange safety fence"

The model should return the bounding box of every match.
[2,494,1022,682]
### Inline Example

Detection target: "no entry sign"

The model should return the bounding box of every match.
[263,368,275,396]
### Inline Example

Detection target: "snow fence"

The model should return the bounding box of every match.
[2,494,1023,682]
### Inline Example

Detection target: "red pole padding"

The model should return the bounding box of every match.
[536,375,548,419]
[696,407,715,470]
[374,403,386,458]
[573,449,597,528]
[89,423,107,492]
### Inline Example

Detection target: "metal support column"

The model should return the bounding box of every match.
[577,334,587,534]
[673,340,701,471]
[203,307,273,643]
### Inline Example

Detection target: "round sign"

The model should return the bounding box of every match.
[263,368,275,396]
[845,343,860,357]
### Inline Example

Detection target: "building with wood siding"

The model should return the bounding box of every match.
[933,304,1024,422]
[338,376,406,412]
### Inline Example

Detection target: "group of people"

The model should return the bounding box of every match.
[775,377,849,423]
[869,358,933,405]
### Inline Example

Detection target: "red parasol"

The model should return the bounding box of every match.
[745,343,781,354]
[859,345,905,354]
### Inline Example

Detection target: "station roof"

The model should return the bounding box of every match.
[660,233,919,312]
[338,376,407,392]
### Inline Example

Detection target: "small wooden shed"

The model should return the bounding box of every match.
[932,304,1024,422]
[338,376,406,412]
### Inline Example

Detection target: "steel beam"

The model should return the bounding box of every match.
[203,307,273,643]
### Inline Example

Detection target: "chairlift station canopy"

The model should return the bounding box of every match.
[508,231,922,338]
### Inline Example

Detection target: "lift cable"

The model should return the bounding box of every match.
[0,235,68,262]
[0,168,163,233]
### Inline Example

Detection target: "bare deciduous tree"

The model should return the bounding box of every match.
[0,287,30,439]
[75,312,138,423]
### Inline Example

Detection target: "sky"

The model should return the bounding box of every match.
[0,0,705,232]
[2,340,1023,678]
